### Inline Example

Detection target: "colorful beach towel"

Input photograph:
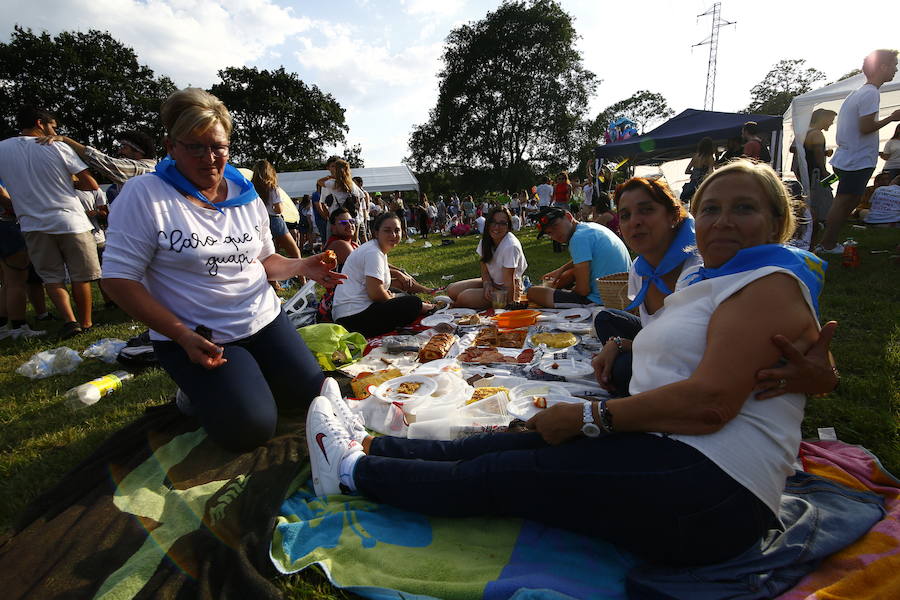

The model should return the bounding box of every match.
[272,440,899,600]
[776,440,900,600]
[0,403,309,599]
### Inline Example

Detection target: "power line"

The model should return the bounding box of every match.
[692,2,736,110]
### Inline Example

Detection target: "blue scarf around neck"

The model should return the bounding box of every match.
[625,216,697,311]
[152,158,259,214]
[686,244,827,316]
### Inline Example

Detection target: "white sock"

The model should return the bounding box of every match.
[339,449,364,492]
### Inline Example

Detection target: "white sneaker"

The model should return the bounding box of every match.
[321,377,368,443]
[175,388,195,415]
[8,324,47,340]
[814,243,844,255]
[306,396,360,496]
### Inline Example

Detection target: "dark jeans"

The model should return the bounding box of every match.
[593,308,643,396]
[153,311,324,452]
[336,295,422,338]
[356,432,774,566]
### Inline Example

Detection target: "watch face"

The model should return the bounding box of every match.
[582,423,602,438]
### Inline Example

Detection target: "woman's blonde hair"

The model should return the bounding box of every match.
[332,159,353,193]
[161,87,232,141]
[251,159,278,198]
[691,160,796,243]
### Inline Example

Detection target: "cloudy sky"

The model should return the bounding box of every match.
[2,0,895,166]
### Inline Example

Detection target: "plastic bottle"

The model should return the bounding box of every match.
[841,239,860,268]
[64,371,134,409]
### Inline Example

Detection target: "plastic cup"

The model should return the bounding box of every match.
[491,289,508,309]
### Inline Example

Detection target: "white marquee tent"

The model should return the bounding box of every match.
[782,71,900,193]
[275,165,420,199]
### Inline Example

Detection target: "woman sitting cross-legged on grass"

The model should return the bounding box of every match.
[445,206,527,309]
[593,176,839,399]
[332,212,434,338]
[307,160,837,566]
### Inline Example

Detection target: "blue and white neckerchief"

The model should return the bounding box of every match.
[625,216,697,311]
[686,244,827,316]
[152,158,258,214]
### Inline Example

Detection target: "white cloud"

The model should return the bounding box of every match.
[1,0,313,87]
[401,0,465,18]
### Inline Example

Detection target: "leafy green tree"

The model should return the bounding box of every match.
[746,59,826,115]
[0,26,175,151]
[210,66,349,171]
[342,143,365,168]
[407,0,597,188]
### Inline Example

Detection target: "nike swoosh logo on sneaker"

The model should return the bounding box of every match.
[315,432,330,465]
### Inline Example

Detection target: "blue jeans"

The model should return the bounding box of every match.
[153,311,324,452]
[593,308,643,396]
[355,432,774,566]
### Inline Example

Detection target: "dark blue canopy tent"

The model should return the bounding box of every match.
[594,108,783,166]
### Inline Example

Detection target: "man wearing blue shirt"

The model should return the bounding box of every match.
[527,206,630,307]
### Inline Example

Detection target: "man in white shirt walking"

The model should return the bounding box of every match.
[818,49,900,254]
[0,106,102,338]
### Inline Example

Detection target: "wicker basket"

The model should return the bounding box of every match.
[595,272,630,311]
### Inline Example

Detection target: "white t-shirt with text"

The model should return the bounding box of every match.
[102,173,280,343]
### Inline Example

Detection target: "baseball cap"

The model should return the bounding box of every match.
[535,206,567,239]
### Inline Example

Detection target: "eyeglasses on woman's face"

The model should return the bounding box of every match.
[489,220,510,227]
[175,140,230,158]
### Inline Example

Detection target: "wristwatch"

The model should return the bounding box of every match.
[582,401,602,438]
[611,336,624,350]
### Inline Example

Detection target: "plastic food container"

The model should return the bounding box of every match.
[494,309,541,328]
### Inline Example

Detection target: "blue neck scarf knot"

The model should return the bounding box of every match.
[152,158,259,214]
[625,216,697,311]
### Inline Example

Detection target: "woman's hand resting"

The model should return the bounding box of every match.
[525,402,584,445]
[754,321,838,399]
[592,341,621,392]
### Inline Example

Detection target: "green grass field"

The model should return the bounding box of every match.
[1,224,897,598]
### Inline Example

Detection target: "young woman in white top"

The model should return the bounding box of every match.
[332,212,433,338]
[252,159,300,289]
[445,207,527,309]
[879,124,900,179]
[307,159,838,567]
[102,88,344,452]
[320,159,363,240]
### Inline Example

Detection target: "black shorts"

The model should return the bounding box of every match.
[835,167,875,196]
[0,219,26,258]
[553,289,593,307]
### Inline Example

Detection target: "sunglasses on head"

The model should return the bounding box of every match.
[336,219,355,226]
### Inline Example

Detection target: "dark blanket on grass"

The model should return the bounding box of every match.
[0,402,309,599]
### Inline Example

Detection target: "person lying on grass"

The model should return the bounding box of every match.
[307,159,831,567]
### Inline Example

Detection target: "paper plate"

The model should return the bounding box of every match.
[371,375,438,402]
[537,357,595,379]
[508,382,570,403]
[420,313,456,327]
[442,308,477,317]
[553,321,594,334]
[508,393,582,420]
[553,307,592,322]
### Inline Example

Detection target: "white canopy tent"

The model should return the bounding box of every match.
[782,71,900,193]
[276,165,420,198]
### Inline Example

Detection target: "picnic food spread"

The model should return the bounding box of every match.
[418,333,456,362]
[351,368,403,398]
[468,386,510,404]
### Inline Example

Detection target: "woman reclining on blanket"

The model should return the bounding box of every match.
[306,160,832,566]
[592,176,839,399]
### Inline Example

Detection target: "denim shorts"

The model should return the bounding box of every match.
[269,214,288,238]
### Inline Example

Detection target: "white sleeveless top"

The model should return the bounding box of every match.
[629,265,816,516]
